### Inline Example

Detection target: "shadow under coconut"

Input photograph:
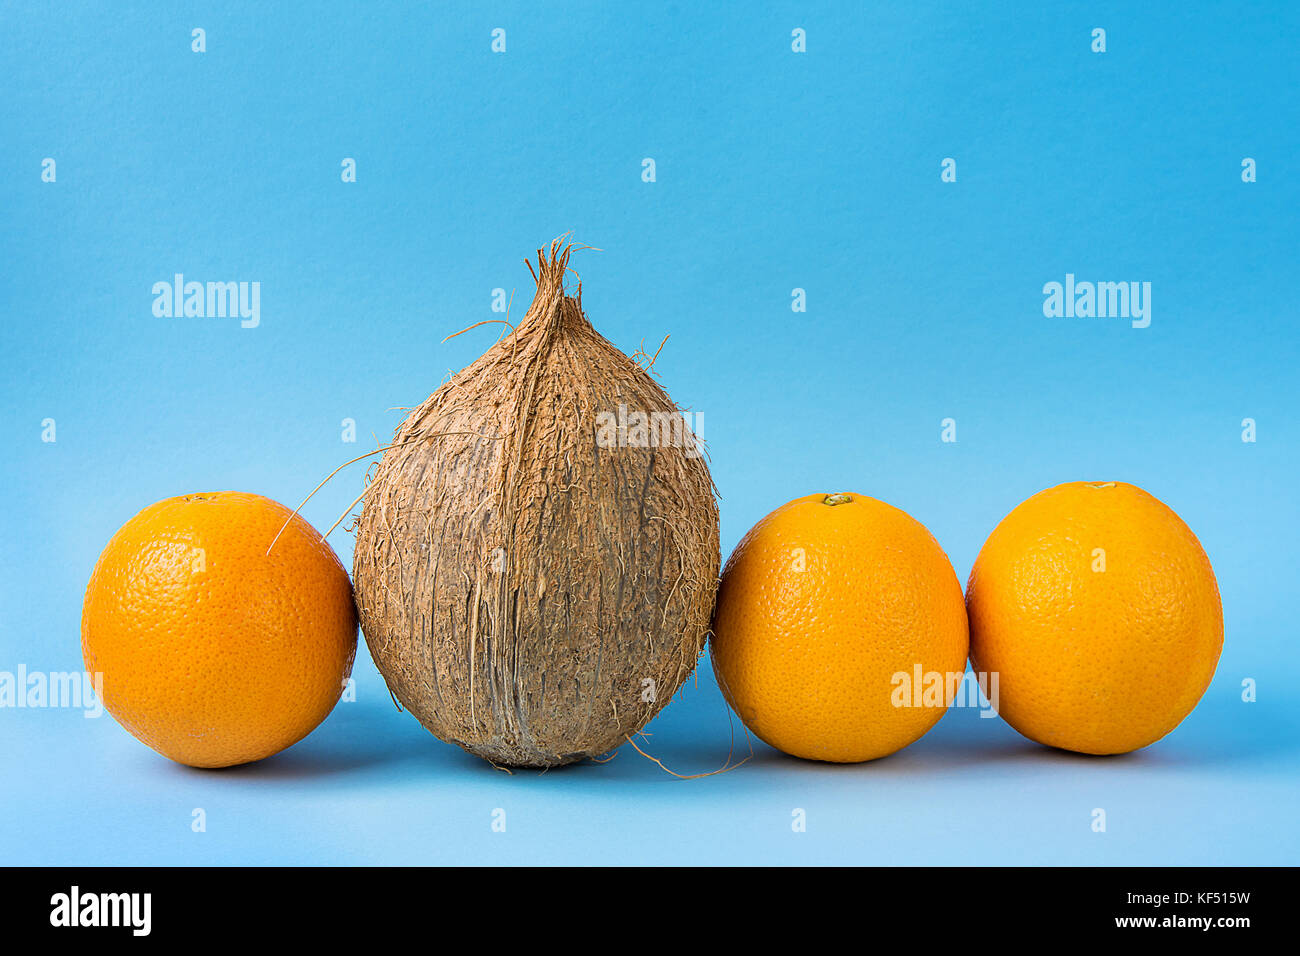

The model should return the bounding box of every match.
[375,727,766,780]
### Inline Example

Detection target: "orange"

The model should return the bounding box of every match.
[966,481,1223,755]
[710,493,969,763]
[81,491,357,768]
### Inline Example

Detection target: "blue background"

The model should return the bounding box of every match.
[2,2,1296,864]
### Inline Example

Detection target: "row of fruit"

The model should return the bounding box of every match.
[80,479,1222,769]
[79,244,1223,770]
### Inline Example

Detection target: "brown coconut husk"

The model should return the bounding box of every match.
[352,239,720,767]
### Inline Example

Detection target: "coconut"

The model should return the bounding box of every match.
[352,240,720,767]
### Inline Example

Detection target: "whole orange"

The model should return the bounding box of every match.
[966,481,1223,755]
[710,493,969,763]
[81,491,357,768]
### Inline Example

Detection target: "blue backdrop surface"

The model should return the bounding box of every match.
[2,2,1297,865]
